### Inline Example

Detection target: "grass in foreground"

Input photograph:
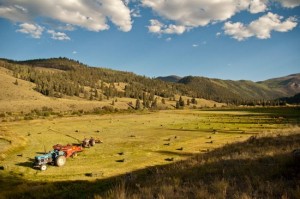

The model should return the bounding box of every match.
[0,128,299,198]
[0,108,299,198]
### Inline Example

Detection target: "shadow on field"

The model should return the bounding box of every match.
[15,161,34,169]
[36,152,47,155]
[1,133,300,198]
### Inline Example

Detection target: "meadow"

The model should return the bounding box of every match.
[0,107,299,198]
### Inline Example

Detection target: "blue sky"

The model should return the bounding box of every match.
[0,0,299,81]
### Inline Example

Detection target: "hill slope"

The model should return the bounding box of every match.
[156,75,182,83]
[1,58,299,103]
[0,59,224,113]
[178,76,285,101]
[258,73,300,96]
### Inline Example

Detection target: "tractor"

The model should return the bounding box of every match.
[33,150,66,171]
[82,137,96,148]
[53,144,83,158]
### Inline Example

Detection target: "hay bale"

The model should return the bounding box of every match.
[165,157,174,161]
[85,172,104,177]
[176,147,183,151]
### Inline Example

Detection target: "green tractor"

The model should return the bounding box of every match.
[33,150,66,171]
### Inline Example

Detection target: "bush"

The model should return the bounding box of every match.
[102,106,115,112]
[24,116,34,120]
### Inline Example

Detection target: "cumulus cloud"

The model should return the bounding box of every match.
[249,0,268,13]
[0,0,132,32]
[16,23,44,38]
[223,12,297,41]
[148,19,186,34]
[277,0,300,8]
[47,30,70,41]
[192,44,198,47]
[142,0,271,34]
[165,37,172,42]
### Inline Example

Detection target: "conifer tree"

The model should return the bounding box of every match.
[176,101,180,109]
[135,99,141,110]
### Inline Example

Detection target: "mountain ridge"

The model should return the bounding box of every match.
[1,57,299,102]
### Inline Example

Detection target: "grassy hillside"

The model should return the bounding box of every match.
[258,73,300,96]
[0,65,223,114]
[1,58,299,104]
[178,75,294,101]
[156,75,182,83]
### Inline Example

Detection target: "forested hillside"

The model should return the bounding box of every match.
[0,58,298,104]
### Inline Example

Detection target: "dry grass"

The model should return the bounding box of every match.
[0,107,299,198]
[0,66,224,114]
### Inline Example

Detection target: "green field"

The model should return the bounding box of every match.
[0,108,299,198]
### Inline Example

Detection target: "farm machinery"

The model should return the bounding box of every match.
[53,144,83,158]
[82,137,102,147]
[33,150,66,171]
[34,144,82,171]
[33,136,102,171]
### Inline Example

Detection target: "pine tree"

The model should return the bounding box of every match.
[179,96,185,107]
[176,101,180,109]
[135,99,141,110]
[151,97,158,109]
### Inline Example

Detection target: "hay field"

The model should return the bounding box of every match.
[0,109,292,183]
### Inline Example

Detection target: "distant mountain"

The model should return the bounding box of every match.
[156,75,182,83]
[257,73,300,97]
[157,73,300,101]
[0,57,299,103]
[178,76,282,101]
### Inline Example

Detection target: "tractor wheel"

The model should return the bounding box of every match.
[55,155,66,167]
[40,164,47,171]
[90,139,96,146]
[71,152,77,158]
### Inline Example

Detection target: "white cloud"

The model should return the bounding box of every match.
[56,24,76,31]
[192,44,198,47]
[216,32,222,37]
[148,19,186,34]
[72,51,78,54]
[277,0,300,8]
[142,0,271,34]
[223,12,297,41]
[249,0,268,13]
[0,0,132,32]
[148,19,163,33]
[16,23,44,38]
[165,37,172,42]
[47,30,70,41]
